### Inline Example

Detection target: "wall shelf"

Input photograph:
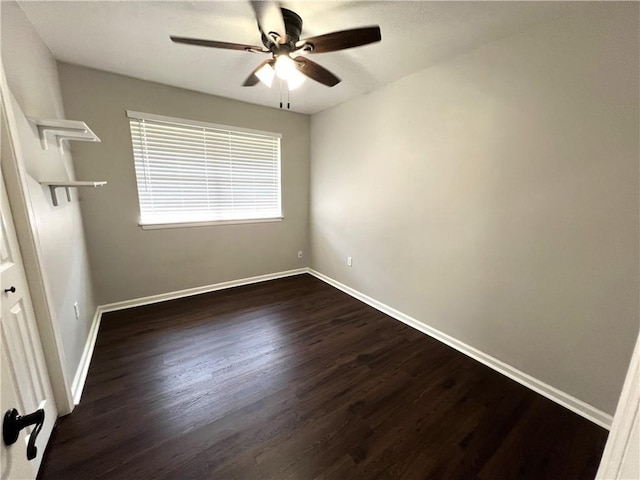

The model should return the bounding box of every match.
[28,117,100,154]
[40,181,107,206]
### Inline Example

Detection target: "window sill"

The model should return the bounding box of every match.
[139,217,284,230]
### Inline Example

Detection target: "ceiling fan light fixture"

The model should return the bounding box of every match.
[274,55,305,90]
[274,55,296,80]
[255,62,275,87]
[286,69,306,90]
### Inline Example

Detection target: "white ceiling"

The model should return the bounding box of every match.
[19,1,593,115]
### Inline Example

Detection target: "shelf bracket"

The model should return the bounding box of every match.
[40,181,107,206]
[47,185,71,207]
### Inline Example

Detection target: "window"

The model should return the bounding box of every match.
[127,111,282,228]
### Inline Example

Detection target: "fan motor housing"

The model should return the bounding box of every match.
[261,8,303,51]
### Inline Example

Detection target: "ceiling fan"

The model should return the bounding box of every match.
[170,1,381,91]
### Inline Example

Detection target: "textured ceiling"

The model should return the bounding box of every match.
[19,1,595,114]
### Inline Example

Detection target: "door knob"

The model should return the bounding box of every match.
[3,286,16,294]
[3,408,45,460]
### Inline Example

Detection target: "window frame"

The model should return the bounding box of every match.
[126,110,283,230]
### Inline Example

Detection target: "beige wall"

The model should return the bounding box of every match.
[1,2,97,387]
[310,3,639,414]
[58,64,310,305]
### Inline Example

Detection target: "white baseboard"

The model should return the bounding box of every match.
[99,268,308,313]
[71,307,103,404]
[308,269,613,430]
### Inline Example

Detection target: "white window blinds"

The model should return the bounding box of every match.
[127,111,282,226]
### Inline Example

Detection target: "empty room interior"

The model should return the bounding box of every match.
[1,1,639,479]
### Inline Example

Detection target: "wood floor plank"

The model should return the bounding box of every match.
[38,274,608,480]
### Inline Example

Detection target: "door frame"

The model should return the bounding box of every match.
[0,65,74,415]
[596,332,640,479]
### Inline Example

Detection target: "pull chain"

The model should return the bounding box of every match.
[277,79,292,110]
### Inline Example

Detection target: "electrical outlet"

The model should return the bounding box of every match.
[73,302,80,320]
[298,250,303,259]
[347,256,353,267]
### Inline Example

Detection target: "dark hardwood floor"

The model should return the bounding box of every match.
[39,274,608,479]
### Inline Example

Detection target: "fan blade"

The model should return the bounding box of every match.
[297,26,381,54]
[170,36,265,52]
[250,1,286,45]
[243,59,275,86]
[293,57,340,87]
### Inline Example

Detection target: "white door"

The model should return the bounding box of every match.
[0,175,57,479]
